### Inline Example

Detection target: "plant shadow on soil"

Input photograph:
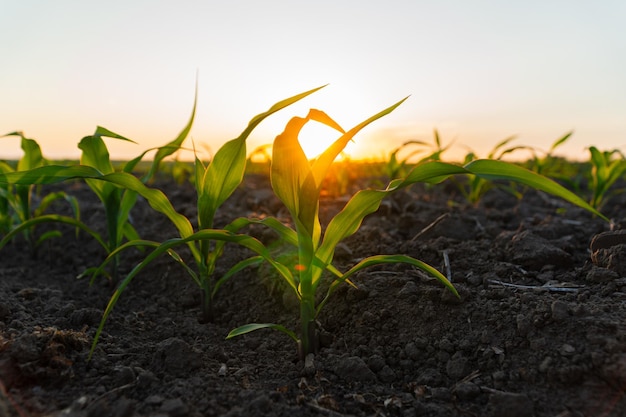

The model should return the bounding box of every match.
[1,173,626,417]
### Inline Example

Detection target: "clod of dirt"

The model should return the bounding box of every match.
[326,354,377,382]
[151,337,202,378]
[586,265,620,283]
[497,230,572,269]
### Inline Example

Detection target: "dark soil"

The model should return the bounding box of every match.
[1,172,625,417]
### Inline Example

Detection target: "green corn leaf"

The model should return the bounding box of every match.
[226,323,299,343]
[87,239,161,283]
[118,190,139,241]
[550,131,573,153]
[317,161,468,272]
[18,136,45,171]
[0,214,109,252]
[311,97,408,189]
[241,85,327,140]
[464,159,609,221]
[92,126,136,143]
[121,220,141,242]
[317,254,458,315]
[389,161,469,190]
[2,131,46,171]
[34,191,79,219]
[199,137,248,228]
[78,135,117,203]
[78,135,116,175]
[271,98,408,247]
[0,165,196,245]
[35,230,63,247]
[271,115,320,240]
[0,161,14,174]
[487,135,516,159]
[212,256,264,297]
[198,85,325,231]
[144,85,197,181]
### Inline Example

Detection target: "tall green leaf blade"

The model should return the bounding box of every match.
[240,85,327,140]
[199,86,324,230]
[78,136,115,175]
[0,165,196,243]
[549,131,572,153]
[144,86,197,181]
[0,214,109,252]
[311,97,408,189]
[318,162,468,266]
[93,126,136,143]
[464,159,609,221]
[18,136,45,171]
[226,323,299,343]
[317,254,458,314]
[199,137,248,229]
[271,116,315,236]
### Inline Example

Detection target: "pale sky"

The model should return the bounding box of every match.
[1,1,625,162]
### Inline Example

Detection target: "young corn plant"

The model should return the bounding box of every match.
[587,146,626,209]
[0,86,324,346]
[528,131,573,177]
[226,104,609,359]
[0,96,197,279]
[73,85,321,359]
[0,132,80,252]
[385,130,451,180]
[454,136,531,205]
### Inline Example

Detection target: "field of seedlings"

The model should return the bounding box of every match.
[1,88,625,416]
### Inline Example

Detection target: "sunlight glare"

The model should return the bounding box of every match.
[297,120,352,160]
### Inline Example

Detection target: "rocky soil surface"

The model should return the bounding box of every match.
[1,173,625,416]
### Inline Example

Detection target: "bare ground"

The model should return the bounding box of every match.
[1,173,625,417]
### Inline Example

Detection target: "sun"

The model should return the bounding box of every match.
[297,120,352,160]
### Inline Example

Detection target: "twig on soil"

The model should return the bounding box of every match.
[487,279,582,293]
[90,381,137,404]
[411,213,449,242]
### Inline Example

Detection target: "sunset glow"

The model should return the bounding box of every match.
[1,2,624,162]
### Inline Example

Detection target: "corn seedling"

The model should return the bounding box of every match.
[528,132,573,177]
[587,146,626,209]
[453,136,531,205]
[0,86,323,360]
[0,132,80,252]
[0,92,196,279]
[385,130,451,180]
[226,103,609,359]
[75,85,321,359]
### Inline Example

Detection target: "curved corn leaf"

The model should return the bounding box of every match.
[143,84,197,181]
[212,255,264,297]
[0,214,109,252]
[464,159,609,221]
[35,230,62,247]
[317,254,457,315]
[271,115,317,237]
[311,97,408,189]
[0,166,196,247]
[198,85,325,231]
[226,323,299,343]
[317,161,468,273]
[271,97,408,253]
